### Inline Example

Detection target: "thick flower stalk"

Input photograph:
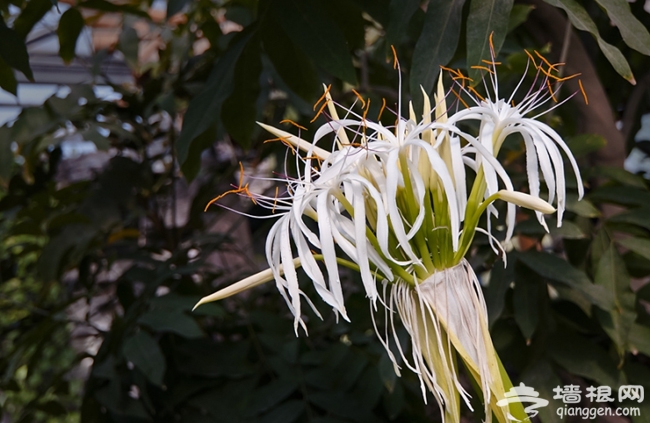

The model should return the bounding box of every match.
[195,47,584,422]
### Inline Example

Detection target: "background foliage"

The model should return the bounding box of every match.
[1,0,650,421]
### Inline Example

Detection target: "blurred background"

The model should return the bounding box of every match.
[1,0,650,422]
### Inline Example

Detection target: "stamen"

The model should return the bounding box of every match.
[311,100,330,123]
[280,119,307,131]
[313,84,332,111]
[534,50,557,70]
[263,137,297,154]
[390,45,398,69]
[556,72,581,82]
[468,86,485,102]
[378,97,387,120]
[440,65,460,77]
[481,59,501,66]
[470,65,495,75]
[524,50,539,69]
[351,89,366,108]
[579,79,589,105]
[488,32,495,55]
[546,79,557,102]
[450,89,469,108]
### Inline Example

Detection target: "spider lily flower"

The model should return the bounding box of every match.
[196,51,583,423]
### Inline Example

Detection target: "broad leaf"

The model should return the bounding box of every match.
[118,26,139,69]
[0,56,17,95]
[271,0,356,84]
[608,208,650,231]
[13,0,52,39]
[385,0,420,50]
[594,245,636,359]
[485,257,513,327]
[410,0,465,109]
[177,30,252,179]
[618,237,650,262]
[595,0,650,56]
[507,4,534,33]
[138,311,203,338]
[122,331,166,385]
[565,134,606,157]
[628,323,650,357]
[261,17,319,101]
[466,0,514,83]
[548,331,624,388]
[221,33,262,148]
[57,8,85,64]
[517,251,612,310]
[513,262,543,341]
[0,22,33,80]
[543,0,635,83]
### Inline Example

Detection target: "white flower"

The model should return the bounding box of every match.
[195,48,585,423]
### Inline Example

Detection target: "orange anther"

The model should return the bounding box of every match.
[280,119,307,131]
[378,97,387,120]
[351,89,366,108]
[578,79,588,105]
[313,84,332,111]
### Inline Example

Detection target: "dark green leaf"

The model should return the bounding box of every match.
[594,0,650,56]
[410,0,465,106]
[608,208,650,230]
[381,381,404,419]
[565,134,606,157]
[0,133,13,186]
[221,33,262,148]
[177,31,252,178]
[13,0,52,39]
[591,166,648,188]
[628,323,650,356]
[0,23,33,80]
[520,361,565,423]
[247,378,299,416]
[513,262,542,341]
[542,0,635,83]
[588,186,650,207]
[271,0,356,83]
[566,194,600,218]
[507,4,534,33]
[122,331,166,385]
[0,56,17,95]
[466,0,513,83]
[261,17,319,101]
[385,0,420,49]
[308,392,378,422]
[517,251,612,309]
[138,311,203,338]
[594,245,635,359]
[618,237,650,261]
[167,0,189,18]
[485,259,513,327]
[516,218,586,239]
[118,26,139,68]
[258,400,304,423]
[378,353,397,393]
[57,8,84,64]
[548,331,623,388]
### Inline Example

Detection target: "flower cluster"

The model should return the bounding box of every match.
[195,46,584,422]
